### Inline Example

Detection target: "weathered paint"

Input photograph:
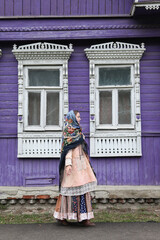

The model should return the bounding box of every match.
[0,17,160,41]
[0,39,160,186]
[0,0,134,17]
[0,137,160,186]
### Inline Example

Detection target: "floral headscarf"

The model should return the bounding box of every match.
[61,110,82,152]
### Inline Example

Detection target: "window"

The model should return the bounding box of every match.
[24,66,62,131]
[85,41,145,157]
[13,42,73,158]
[96,65,134,129]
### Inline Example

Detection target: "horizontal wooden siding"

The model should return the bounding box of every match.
[0,38,160,186]
[0,0,134,17]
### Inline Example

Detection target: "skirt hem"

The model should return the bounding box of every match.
[54,211,94,222]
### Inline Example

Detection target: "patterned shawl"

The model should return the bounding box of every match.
[61,110,82,152]
[59,110,87,190]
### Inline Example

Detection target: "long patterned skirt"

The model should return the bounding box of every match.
[53,192,94,222]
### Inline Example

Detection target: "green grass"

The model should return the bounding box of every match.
[93,208,160,223]
[0,205,8,210]
[0,208,160,224]
[0,213,56,224]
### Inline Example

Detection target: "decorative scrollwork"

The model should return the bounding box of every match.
[89,41,145,50]
[85,41,145,60]
[145,4,160,10]
[12,42,73,60]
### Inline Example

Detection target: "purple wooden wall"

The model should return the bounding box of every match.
[0,38,160,186]
[0,0,134,17]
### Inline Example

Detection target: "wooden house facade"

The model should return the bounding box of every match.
[0,0,160,196]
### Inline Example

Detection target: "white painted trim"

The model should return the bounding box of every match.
[96,65,134,129]
[85,41,145,157]
[131,1,160,15]
[13,42,73,158]
[113,89,117,126]
[25,65,63,88]
[23,64,65,131]
[43,90,46,128]
[26,90,42,130]
[17,132,62,158]
[41,90,44,128]
[85,42,145,60]
[145,4,160,10]
[12,42,73,60]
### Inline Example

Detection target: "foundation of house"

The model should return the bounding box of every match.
[0,186,160,214]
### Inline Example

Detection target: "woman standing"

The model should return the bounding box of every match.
[54,110,97,226]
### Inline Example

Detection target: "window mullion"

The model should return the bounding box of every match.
[24,90,28,129]
[59,90,62,128]
[96,88,99,127]
[112,89,117,127]
[41,90,46,129]
[131,88,134,127]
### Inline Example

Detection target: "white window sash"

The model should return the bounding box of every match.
[44,90,63,131]
[24,90,62,131]
[24,90,42,131]
[42,89,46,129]
[24,66,63,131]
[96,65,134,129]
[26,65,63,88]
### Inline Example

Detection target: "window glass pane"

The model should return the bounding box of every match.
[118,90,131,124]
[100,91,112,124]
[29,69,60,86]
[46,92,59,125]
[28,92,40,125]
[99,67,130,86]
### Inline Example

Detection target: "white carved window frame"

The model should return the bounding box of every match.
[12,42,73,158]
[85,41,146,157]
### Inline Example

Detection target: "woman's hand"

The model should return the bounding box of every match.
[66,165,72,175]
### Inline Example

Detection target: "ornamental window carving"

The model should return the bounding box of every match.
[85,41,145,157]
[13,42,73,158]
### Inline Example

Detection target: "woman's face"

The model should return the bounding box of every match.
[75,112,81,124]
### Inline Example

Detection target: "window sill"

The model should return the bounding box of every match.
[96,125,135,130]
[24,126,62,131]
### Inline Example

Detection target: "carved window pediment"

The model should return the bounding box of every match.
[85,42,145,60]
[13,42,73,60]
